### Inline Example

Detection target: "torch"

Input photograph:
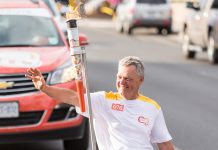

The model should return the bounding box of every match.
[56,0,97,149]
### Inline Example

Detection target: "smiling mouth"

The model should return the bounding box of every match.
[120,86,129,90]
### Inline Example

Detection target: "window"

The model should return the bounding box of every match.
[212,0,218,8]
[0,15,64,47]
[198,0,208,10]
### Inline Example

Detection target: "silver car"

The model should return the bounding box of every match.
[115,0,172,35]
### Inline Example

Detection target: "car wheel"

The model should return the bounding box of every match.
[63,121,89,150]
[124,22,133,35]
[207,32,218,64]
[127,27,133,35]
[182,28,196,59]
[167,26,172,34]
[158,28,168,35]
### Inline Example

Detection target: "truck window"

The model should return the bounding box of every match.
[212,0,218,8]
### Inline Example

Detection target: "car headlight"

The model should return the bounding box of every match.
[49,59,76,85]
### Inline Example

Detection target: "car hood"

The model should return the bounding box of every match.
[0,47,70,74]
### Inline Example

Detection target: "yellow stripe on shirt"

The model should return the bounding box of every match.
[138,94,161,110]
[105,91,123,100]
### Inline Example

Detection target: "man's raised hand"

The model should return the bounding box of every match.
[25,68,46,90]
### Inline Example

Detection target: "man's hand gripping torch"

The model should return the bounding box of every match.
[56,0,97,149]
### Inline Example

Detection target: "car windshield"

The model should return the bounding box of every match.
[137,0,166,4]
[0,15,65,47]
[43,0,60,17]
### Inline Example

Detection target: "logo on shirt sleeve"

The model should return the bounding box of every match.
[111,103,124,111]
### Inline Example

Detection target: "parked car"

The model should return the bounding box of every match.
[182,0,218,64]
[114,0,172,35]
[0,0,89,150]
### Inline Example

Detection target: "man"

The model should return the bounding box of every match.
[26,56,174,150]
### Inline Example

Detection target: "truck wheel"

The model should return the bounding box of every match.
[127,27,133,35]
[167,26,172,34]
[124,22,133,35]
[207,33,218,64]
[158,28,169,35]
[63,121,89,150]
[182,28,196,59]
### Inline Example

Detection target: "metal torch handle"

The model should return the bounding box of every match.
[81,51,97,150]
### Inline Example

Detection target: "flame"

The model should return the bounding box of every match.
[66,0,85,20]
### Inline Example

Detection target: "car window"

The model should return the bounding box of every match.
[212,0,218,8]
[121,0,130,4]
[198,0,207,10]
[136,0,166,4]
[43,0,60,17]
[0,15,64,47]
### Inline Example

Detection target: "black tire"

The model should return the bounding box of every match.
[207,32,218,64]
[124,22,133,35]
[167,26,172,34]
[158,28,168,35]
[127,27,133,35]
[182,28,196,59]
[63,120,89,150]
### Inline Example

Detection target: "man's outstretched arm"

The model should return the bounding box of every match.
[26,68,80,106]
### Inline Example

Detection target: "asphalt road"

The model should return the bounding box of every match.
[1,18,218,150]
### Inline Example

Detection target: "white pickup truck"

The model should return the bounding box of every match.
[182,0,218,64]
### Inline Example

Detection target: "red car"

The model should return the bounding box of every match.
[0,0,89,150]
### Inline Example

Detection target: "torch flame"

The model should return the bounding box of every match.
[66,0,86,20]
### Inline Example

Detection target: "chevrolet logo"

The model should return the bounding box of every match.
[0,82,14,89]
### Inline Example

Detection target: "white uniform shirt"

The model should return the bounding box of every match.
[76,91,172,150]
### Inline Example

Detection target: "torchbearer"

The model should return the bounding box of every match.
[26,1,175,149]
[56,0,97,149]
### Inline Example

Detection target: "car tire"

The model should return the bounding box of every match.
[124,22,133,35]
[182,28,196,59]
[158,28,168,35]
[207,32,218,64]
[127,27,133,35]
[167,26,172,34]
[63,121,89,150]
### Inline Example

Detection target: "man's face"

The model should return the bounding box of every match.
[116,65,144,100]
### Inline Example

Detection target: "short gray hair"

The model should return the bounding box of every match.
[118,56,144,77]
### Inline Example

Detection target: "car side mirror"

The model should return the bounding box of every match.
[66,34,89,48]
[79,34,89,46]
[186,2,200,11]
